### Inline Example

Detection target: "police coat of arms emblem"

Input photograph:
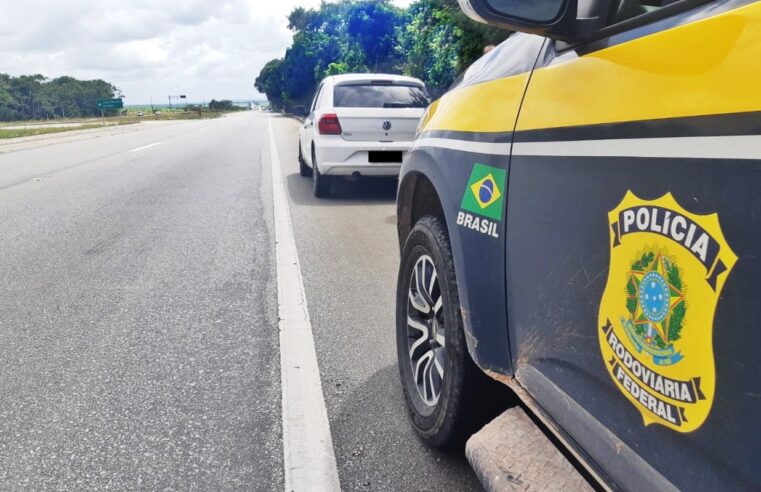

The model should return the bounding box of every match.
[598,192,737,432]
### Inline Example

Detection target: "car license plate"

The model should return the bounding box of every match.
[369,151,403,163]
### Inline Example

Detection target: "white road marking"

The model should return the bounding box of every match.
[197,127,210,132]
[129,142,163,152]
[268,118,340,492]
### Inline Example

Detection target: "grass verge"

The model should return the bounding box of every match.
[0,109,242,140]
[145,111,224,121]
[0,120,138,140]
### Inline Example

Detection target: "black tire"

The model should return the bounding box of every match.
[396,215,500,449]
[299,144,312,177]
[312,147,331,198]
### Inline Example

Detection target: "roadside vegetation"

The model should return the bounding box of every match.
[255,0,510,111]
[122,108,234,121]
[0,74,120,121]
[126,100,247,117]
[0,97,248,140]
[0,120,139,140]
[0,70,249,128]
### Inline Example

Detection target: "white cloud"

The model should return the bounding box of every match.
[0,0,414,103]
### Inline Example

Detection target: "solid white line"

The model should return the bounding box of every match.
[513,135,761,160]
[129,142,163,152]
[268,118,340,492]
[412,137,511,156]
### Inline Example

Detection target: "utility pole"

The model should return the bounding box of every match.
[168,95,172,111]
[150,97,154,113]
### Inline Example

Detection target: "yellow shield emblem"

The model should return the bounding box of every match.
[598,192,737,432]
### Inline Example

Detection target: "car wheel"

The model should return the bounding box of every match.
[312,147,331,198]
[299,144,312,177]
[397,215,496,449]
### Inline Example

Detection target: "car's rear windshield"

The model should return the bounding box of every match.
[333,83,429,109]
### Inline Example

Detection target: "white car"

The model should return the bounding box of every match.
[298,74,430,197]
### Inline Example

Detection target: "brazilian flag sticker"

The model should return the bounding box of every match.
[460,163,506,221]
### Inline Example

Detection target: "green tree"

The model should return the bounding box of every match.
[255,59,285,110]
[346,1,405,72]
[209,99,235,110]
[9,75,46,119]
[0,73,119,121]
[0,74,19,120]
[255,0,511,108]
[281,31,341,109]
[400,0,510,95]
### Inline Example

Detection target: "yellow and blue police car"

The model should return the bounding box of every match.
[395,0,761,489]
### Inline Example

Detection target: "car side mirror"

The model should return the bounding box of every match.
[459,0,611,43]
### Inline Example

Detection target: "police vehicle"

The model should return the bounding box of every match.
[395,0,761,489]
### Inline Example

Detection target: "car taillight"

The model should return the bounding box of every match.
[318,113,342,135]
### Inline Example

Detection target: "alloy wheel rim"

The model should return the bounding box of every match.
[406,254,445,407]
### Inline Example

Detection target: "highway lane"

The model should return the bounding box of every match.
[0,111,480,490]
[0,118,235,189]
[270,115,479,491]
[0,113,282,489]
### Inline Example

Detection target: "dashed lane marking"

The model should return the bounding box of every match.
[129,142,163,152]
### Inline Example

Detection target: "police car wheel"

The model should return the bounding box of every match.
[312,148,331,197]
[396,215,484,449]
[299,144,312,177]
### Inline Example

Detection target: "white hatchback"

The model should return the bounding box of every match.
[298,74,430,197]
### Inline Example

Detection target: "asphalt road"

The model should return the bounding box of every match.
[0,112,480,490]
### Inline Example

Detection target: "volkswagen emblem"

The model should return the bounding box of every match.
[382,121,392,131]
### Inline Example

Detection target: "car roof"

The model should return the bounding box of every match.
[324,73,426,87]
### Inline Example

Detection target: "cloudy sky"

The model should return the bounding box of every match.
[0,0,413,104]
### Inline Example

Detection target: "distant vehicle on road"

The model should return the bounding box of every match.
[396,0,761,490]
[298,74,430,197]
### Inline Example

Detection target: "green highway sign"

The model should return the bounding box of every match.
[97,98,124,110]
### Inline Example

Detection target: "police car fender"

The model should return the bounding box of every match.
[399,144,514,375]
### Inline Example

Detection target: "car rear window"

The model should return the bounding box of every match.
[333,83,429,109]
